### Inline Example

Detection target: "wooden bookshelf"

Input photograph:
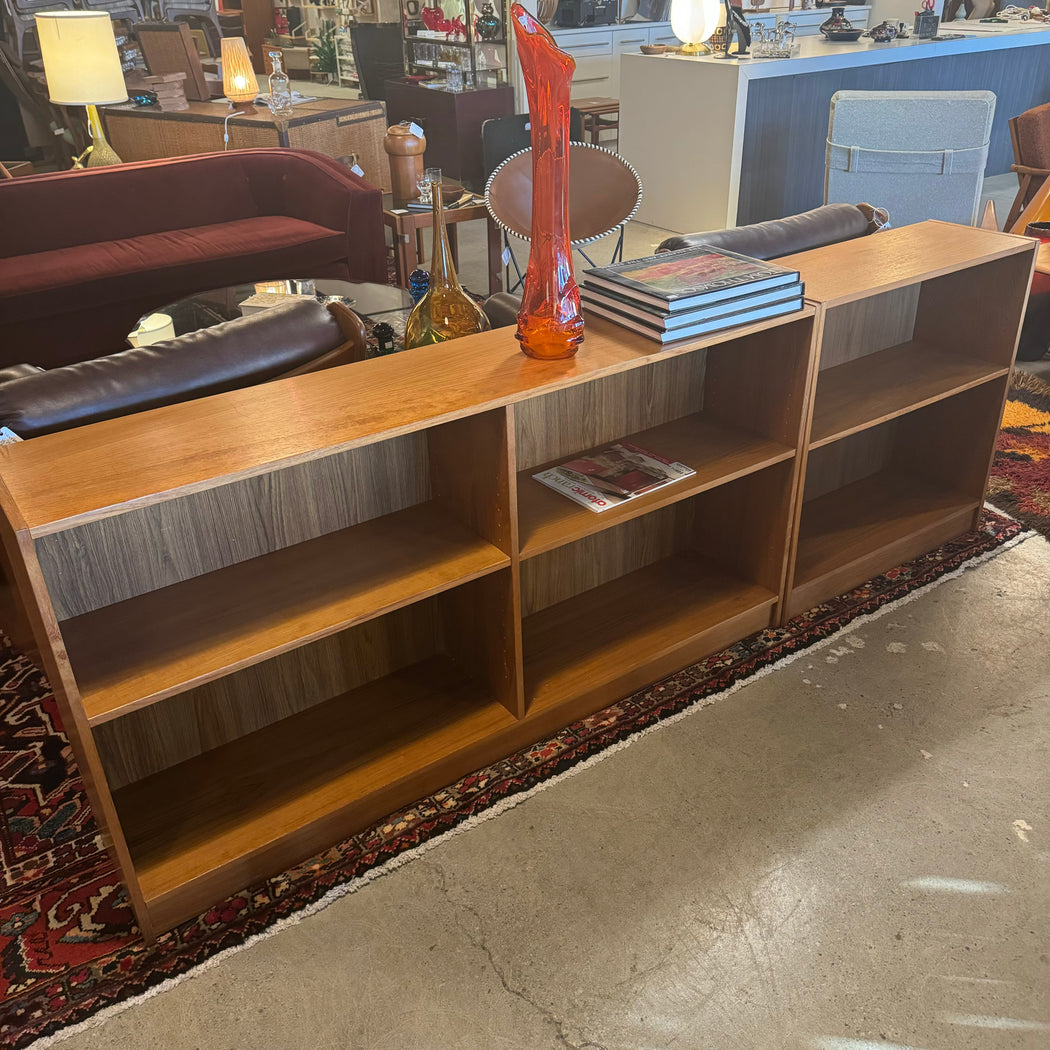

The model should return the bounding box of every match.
[0,222,1033,939]
[65,502,511,725]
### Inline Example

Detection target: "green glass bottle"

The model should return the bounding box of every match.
[404,172,491,348]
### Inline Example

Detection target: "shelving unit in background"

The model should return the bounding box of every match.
[0,222,1033,940]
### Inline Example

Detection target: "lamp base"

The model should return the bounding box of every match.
[678,40,714,53]
[229,101,257,116]
[80,105,123,167]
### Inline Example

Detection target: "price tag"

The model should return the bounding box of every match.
[0,427,23,444]
[350,163,364,176]
[409,122,425,138]
[524,122,531,131]
[501,246,512,266]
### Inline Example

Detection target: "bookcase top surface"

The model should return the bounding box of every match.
[777,221,1035,307]
[0,307,814,537]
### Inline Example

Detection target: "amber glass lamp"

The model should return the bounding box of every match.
[222,38,258,115]
[35,12,128,167]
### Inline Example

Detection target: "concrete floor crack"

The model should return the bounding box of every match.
[422,860,607,1050]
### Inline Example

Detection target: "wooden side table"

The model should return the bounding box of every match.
[384,195,503,296]
[573,96,620,148]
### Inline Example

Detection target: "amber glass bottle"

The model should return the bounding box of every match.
[404,174,491,348]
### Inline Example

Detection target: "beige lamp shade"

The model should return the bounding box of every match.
[222,38,257,103]
[36,12,128,106]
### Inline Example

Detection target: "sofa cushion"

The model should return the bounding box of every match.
[0,299,348,437]
[0,217,348,323]
[656,204,872,260]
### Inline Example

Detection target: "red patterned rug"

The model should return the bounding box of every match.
[988,370,1050,539]
[0,509,1028,1049]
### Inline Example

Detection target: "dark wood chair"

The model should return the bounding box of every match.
[1006,103,1050,230]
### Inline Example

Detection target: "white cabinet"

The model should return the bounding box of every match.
[645,23,682,47]
[553,30,618,99]
[510,21,675,108]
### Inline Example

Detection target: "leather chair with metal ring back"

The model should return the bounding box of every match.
[484,141,642,295]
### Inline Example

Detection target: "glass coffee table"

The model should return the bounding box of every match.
[160,279,415,356]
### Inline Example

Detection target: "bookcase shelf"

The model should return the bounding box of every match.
[788,470,978,618]
[524,554,777,715]
[808,341,1009,450]
[66,502,511,726]
[114,654,518,930]
[0,222,1032,939]
[517,414,795,559]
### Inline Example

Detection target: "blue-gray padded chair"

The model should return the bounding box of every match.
[825,90,996,228]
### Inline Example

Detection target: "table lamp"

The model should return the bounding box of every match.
[35,11,128,167]
[222,38,258,115]
[670,0,722,52]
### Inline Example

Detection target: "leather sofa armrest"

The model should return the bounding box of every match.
[482,292,521,329]
[656,203,880,260]
[0,299,352,437]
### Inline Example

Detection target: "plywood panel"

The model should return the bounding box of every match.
[38,433,429,619]
[513,352,705,470]
[96,600,441,788]
[913,250,1035,369]
[802,424,896,504]
[520,502,695,616]
[817,286,919,371]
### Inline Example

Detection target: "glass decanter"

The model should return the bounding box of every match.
[404,171,491,348]
[267,51,295,119]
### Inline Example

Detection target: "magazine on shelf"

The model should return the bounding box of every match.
[532,441,696,514]
[582,295,805,344]
[581,282,805,332]
[583,245,800,312]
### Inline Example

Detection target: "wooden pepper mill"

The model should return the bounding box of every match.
[383,122,427,204]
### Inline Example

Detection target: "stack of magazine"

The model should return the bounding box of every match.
[580,246,804,344]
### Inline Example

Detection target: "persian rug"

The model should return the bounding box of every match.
[988,370,1050,540]
[0,510,1028,1049]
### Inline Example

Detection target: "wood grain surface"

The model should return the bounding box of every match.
[37,433,430,620]
[65,502,509,724]
[810,342,1008,449]
[779,222,1034,308]
[0,309,814,537]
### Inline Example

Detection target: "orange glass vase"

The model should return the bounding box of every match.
[510,2,584,360]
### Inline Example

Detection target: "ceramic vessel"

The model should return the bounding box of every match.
[510,2,584,360]
[866,19,898,41]
[475,2,502,40]
[819,6,854,34]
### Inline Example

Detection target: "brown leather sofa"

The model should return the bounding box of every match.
[0,149,386,369]
[482,203,885,328]
[0,299,367,438]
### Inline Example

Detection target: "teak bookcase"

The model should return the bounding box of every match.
[0,223,1033,939]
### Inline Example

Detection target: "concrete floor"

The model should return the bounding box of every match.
[54,532,1050,1049]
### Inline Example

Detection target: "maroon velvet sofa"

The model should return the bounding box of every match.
[0,149,386,369]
